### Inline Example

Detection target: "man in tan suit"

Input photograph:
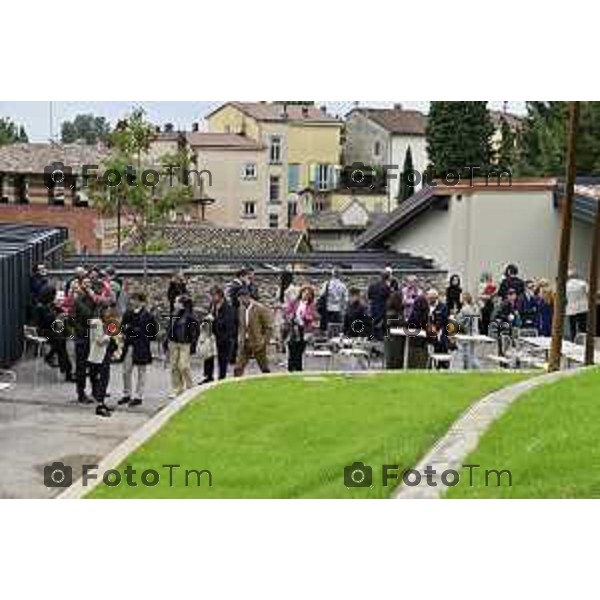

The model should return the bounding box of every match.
[234,287,274,377]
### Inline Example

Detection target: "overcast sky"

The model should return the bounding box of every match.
[0,101,526,142]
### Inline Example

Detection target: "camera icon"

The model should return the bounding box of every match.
[44,462,73,488]
[341,162,377,191]
[344,462,373,488]
[43,161,72,189]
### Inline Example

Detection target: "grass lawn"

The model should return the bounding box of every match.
[89,372,527,499]
[447,367,600,499]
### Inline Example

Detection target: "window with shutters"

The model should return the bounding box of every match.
[269,175,281,202]
[243,201,257,218]
[243,163,257,180]
[270,135,282,164]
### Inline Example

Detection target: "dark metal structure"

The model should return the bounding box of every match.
[61,249,436,272]
[0,224,68,365]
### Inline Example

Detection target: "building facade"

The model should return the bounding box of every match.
[356,179,600,294]
[206,102,343,228]
[343,105,429,208]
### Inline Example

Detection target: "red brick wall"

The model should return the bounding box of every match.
[0,204,101,252]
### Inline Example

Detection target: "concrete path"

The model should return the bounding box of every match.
[394,368,586,499]
[0,349,368,498]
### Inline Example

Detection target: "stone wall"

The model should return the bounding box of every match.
[50,268,448,313]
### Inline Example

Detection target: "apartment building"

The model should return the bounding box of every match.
[206,101,343,227]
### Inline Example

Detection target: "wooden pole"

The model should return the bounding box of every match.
[585,198,600,364]
[549,101,580,372]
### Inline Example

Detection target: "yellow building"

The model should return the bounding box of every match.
[206,102,343,228]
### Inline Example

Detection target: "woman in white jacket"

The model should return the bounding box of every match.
[88,308,119,417]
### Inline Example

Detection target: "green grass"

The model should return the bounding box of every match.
[89,372,527,499]
[447,367,600,499]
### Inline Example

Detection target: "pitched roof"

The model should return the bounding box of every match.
[186,132,264,150]
[139,226,310,256]
[352,107,427,135]
[208,102,342,125]
[0,143,108,174]
[355,186,442,248]
[358,179,558,248]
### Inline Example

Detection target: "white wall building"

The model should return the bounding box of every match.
[355,179,600,294]
[343,105,429,209]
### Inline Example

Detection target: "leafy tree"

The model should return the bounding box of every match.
[426,102,495,178]
[515,102,567,176]
[398,146,415,203]
[91,108,193,286]
[0,118,28,145]
[516,101,600,176]
[61,114,110,145]
[496,116,516,169]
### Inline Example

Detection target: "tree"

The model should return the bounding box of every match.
[61,114,110,145]
[0,118,28,145]
[496,116,516,169]
[91,108,193,286]
[426,102,495,177]
[516,101,600,177]
[516,102,567,176]
[398,146,415,203]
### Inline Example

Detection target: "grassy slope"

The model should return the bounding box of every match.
[90,373,526,499]
[447,368,600,499]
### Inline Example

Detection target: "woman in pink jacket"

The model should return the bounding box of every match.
[285,286,316,372]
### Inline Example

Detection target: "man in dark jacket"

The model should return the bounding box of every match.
[164,295,199,397]
[203,287,236,382]
[368,270,392,340]
[119,292,157,407]
[345,288,370,338]
[34,286,73,381]
[226,268,258,365]
[71,278,97,403]
[167,270,188,315]
[427,288,450,361]
[498,264,525,301]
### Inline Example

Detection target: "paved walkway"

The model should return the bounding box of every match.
[394,368,585,499]
[0,349,367,498]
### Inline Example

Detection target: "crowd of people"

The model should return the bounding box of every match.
[26,260,593,417]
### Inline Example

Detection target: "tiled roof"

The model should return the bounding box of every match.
[209,102,342,124]
[0,143,108,174]
[353,107,427,135]
[140,225,310,256]
[186,132,264,150]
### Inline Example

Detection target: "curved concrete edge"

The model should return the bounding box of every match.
[57,370,301,499]
[56,367,549,499]
[394,367,596,499]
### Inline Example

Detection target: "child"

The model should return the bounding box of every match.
[456,292,481,369]
[88,308,119,417]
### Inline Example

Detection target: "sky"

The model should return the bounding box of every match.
[0,101,526,142]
